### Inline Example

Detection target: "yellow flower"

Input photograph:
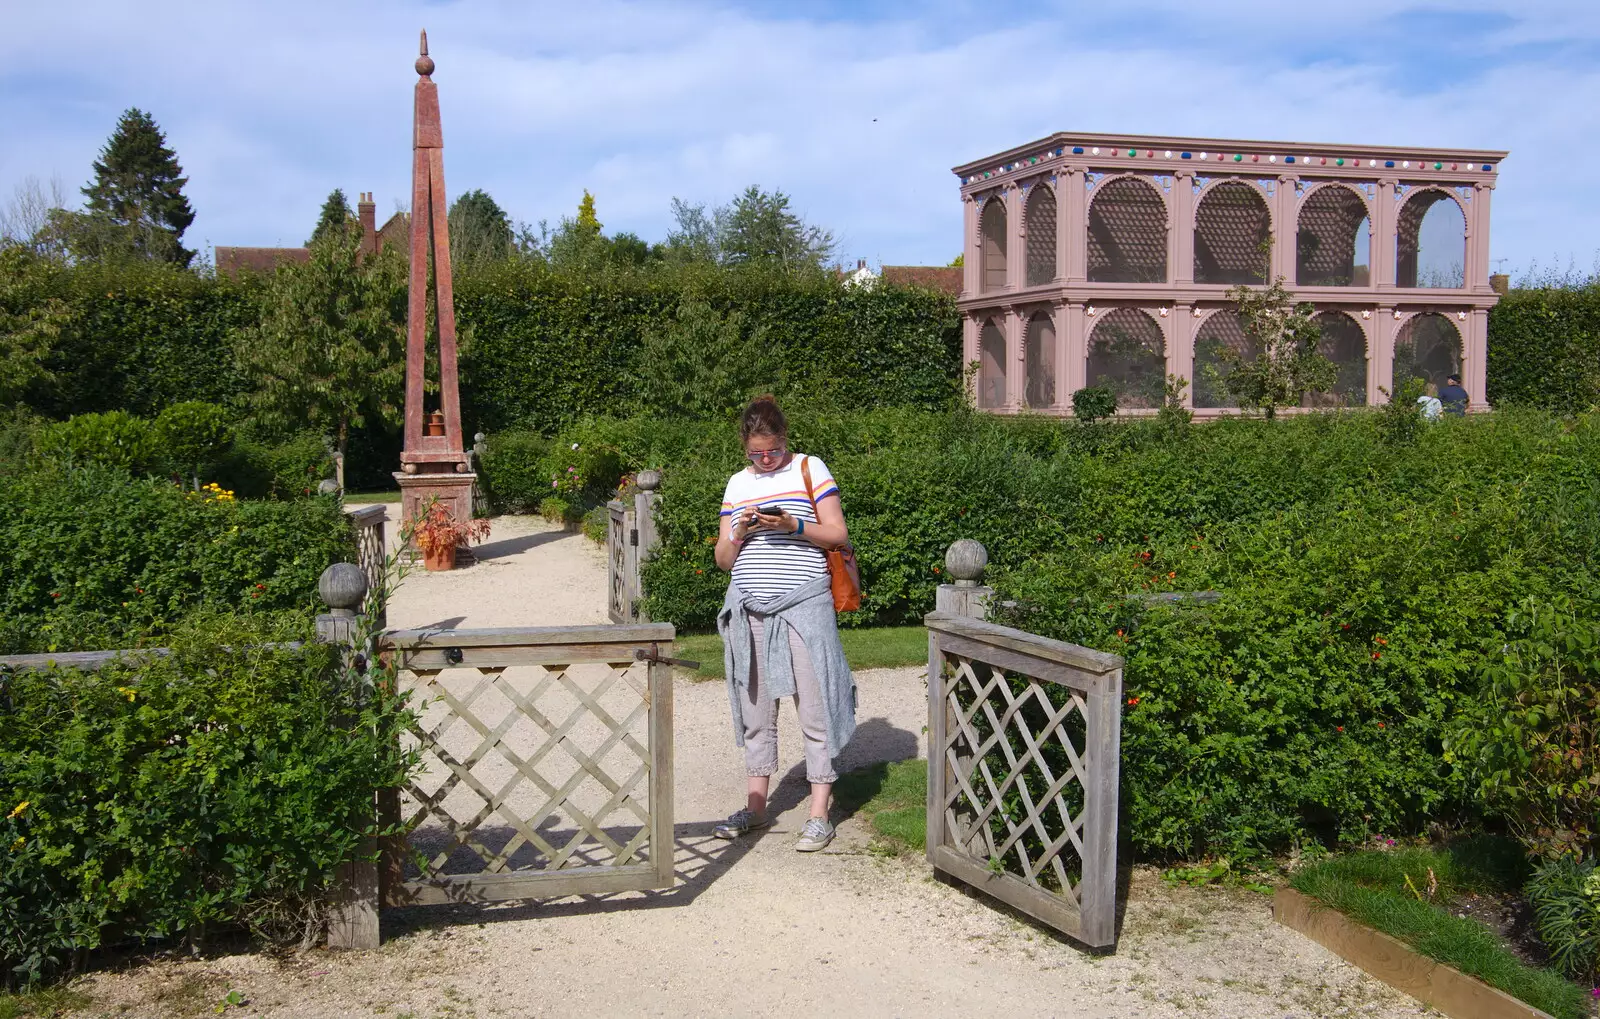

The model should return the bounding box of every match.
[9,837,22,853]
[116,686,137,702]
[6,801,28,820]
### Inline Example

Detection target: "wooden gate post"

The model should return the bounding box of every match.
[318,563,382,950]
[631,469,662,622]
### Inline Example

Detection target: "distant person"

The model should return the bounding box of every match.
[712,395,856,852]
[1439,374,1469,416]
[1417,383,1443,422]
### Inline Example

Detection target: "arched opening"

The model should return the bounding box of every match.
[980,198,1007,293]
[1194,182,1270,285]
[978,319,1007,408]
[1024,184,1057,286]
[1086,308,1165,408]
[1024,312,1056,409]
[1397,190,1466,288]
[1192,311,1259,408]
[1310,311,1368,406]
[1088,178,1168,283]
[1393,313,1462,390]
[1296,186,1371,287]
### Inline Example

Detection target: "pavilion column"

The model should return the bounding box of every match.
[1064,301,1088,398]
[1373,179,1398,290]
[1004,307,1024,410]
[1471,182,1496,294]
[1274,175,1298,284]
[1172,171,1195,285]
[1065,165,1088,282]
[1466,309,1489,410]
[962,314,979,405]
[1006,187,1024,293]
[1171,303,1195,406]
[1372,309,1397,403]
[1052,301,1070,411]
[1052,174,1068,283]
[962,197,979,297]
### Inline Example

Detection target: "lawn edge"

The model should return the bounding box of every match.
[1273,887,1559,1019]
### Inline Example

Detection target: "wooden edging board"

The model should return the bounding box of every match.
[1273,887,1557,1019]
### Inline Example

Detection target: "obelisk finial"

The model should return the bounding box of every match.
[416,30,435,77]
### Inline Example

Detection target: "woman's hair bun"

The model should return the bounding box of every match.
[740,395,788,442]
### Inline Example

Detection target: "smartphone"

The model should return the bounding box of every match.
[755,504,784,517]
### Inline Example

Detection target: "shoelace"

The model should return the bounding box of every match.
[801,818,831,838]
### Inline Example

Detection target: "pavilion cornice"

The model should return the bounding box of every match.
[953,132,1507,194]
[956,284,1504,313]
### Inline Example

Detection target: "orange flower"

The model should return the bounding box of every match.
[1336,726,1344,732]
[1126,696,1140,706]
[1377,722,1386,729]
[1371,651,1382,660]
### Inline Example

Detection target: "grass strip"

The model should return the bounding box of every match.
[1291,845,1591,1019]
[342,490,403,504]
[671,625,928,681]
[0,986,93,1019]
[833,758,928,853]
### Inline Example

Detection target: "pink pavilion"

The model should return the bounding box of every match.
[953,133,1507,415]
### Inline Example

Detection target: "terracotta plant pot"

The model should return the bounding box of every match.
[422,544,457,572]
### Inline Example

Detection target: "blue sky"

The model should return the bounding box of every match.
[2,0,1596,276]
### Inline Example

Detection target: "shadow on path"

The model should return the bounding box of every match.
[471,529,572,561]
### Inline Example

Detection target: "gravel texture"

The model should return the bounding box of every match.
[75,514,1438,1018]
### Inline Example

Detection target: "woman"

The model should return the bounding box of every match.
[712,396,855,852]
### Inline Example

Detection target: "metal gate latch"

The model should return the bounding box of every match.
[635,643,700,670]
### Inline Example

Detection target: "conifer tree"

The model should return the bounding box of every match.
[308,188,355,245]
[74,108,196,265]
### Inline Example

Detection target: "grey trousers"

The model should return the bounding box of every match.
[743,613,837,784]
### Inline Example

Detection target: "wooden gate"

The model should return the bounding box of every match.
[379,623,675,905]
[924,611,1123,947]
[606,500,639,624]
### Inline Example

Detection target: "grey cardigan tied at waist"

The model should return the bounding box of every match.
[717,575,857,758]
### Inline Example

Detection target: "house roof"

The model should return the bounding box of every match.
[881,265,961,296]
[214,246,309,276]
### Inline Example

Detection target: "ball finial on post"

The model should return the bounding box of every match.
[945,539,988,588]
[319,562,369,620]
[415,29,435,76]
[636,469,662,493]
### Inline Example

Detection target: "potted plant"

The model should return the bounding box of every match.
[410,498,492,571]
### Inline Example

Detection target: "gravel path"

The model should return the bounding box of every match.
[78,513,1436,1018]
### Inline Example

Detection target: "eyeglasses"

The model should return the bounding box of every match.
[746,445,788,462]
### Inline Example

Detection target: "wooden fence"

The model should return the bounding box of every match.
[376,622,677,907]
[605,470,661,624]
[924,610,1124,947]
[347,505,388,598]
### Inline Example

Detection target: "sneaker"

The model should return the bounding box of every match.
[795,816,835,852]
[713,808,772,840]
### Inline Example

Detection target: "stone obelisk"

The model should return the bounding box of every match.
[394,30,475,546]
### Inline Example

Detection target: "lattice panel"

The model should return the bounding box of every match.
[355,518,386,597]
[399,659,654,883]
[939,654,1089,903]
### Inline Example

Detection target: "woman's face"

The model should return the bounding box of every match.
[744,431,789,474]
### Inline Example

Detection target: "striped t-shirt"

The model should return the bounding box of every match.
[720,455,840,603]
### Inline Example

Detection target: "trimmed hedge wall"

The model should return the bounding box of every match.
[1487,283,1600,413]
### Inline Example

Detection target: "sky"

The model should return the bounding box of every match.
[2,0,1597,277]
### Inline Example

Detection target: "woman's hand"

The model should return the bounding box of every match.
[750,508,798,534]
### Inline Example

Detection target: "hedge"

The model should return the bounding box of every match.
[477,408,1600,859]
[1487,282,1600,413]
[0,463,354,655]
[0,620,414,986]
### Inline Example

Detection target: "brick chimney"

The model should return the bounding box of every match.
[358,192,377,256]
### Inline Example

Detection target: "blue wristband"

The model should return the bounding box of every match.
[795,518,806,536]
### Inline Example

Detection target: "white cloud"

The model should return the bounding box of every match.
[0,0,1594,271]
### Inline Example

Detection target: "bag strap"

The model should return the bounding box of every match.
[800,455,818,512]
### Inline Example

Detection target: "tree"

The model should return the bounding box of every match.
[308,188,354,245]
[662,197,718,263]
[718,186,834,268]
[0,175,70,259]
[231,219,407,490]
[67,108,196,266]
[0,247,66,406]
[448,189,515,266]
[635,300,781,419]
[1209,277,1337,419]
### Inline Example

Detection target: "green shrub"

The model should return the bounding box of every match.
[1071,385,1117,423]
[152,400,233,487]
[0,615,415,986]
[478,430,550,513]
[1526,855,1600,983]
[582,505,608,545]
[223,431,332,500]
[32,410,158,475]
[0,463,352,654]
[1451,594,1600,860]
[1488,282,1600,413]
